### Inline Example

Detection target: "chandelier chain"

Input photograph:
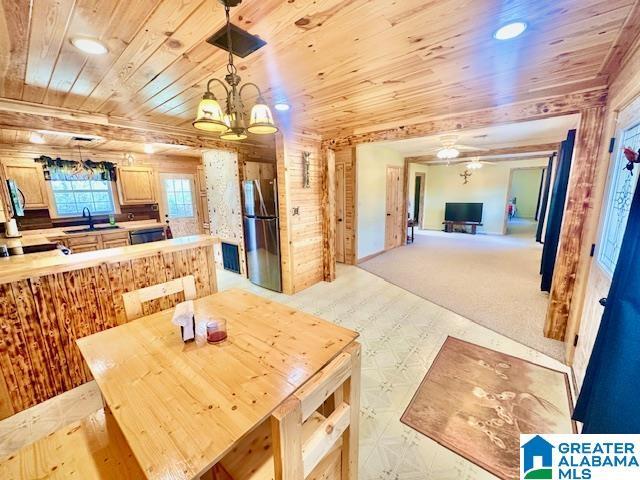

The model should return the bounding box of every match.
[225,4,237,76]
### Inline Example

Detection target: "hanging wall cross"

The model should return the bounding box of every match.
[460,169,472,184]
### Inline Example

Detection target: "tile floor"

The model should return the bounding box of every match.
[0,265,574,479]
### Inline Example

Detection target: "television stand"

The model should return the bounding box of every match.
[443,221,482,235]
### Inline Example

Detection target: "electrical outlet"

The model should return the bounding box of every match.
[292,207,300,216]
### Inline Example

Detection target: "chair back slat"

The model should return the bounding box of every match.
[295,352,352,422]
[123,275,196,321]
[301,402,351,477]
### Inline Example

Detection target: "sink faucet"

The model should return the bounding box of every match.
[82,207,95,230]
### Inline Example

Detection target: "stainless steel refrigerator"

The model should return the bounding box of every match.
[243,179,282,292]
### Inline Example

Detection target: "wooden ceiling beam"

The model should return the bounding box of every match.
[322,88,607,149]
[0,97,251,150]
[407,143,559,164]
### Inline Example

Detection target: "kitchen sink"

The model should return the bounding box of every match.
[63,225,122,234]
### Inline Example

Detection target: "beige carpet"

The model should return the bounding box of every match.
[360,220,565,361]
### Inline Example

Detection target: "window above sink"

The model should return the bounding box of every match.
[51,179,115,217]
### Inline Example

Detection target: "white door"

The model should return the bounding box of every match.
[336,163,346,263]
[573,102,640,389]
[159,173,199,237]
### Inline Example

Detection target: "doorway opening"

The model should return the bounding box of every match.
[506,167,545,238]
[413,173,426,227]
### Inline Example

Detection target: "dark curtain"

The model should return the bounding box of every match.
[540,130,576,291]
[535,153,555,243]
[573,176,640,433]
[534,167,545,221]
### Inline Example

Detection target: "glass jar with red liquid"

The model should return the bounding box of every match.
[206,319,227,344]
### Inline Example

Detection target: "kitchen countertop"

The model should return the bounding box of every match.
[0,220,162,248]
[1,235,217,284]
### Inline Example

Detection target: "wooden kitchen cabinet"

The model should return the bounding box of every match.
[116,166,157,205]
[102,231,130,249]
[56,230,131,252]
[65,234,101,252]
[1,159,49,209]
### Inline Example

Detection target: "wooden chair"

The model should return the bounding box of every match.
[213,342,361,480]
[122,275,196,321]
[0,408,144,479]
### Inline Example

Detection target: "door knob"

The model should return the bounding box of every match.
[599,297,607,307]
[338,218,343,222]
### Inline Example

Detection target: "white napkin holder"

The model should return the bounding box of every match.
[172,300,196,342]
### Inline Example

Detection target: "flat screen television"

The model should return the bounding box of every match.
[444,202,483,223]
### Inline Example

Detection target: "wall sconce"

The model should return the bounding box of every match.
[124,152,135,165]
[302,151,311,188]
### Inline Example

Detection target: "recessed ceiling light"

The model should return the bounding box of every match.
[30,133,45,144]
[144,144,155,154]
[274,103,290,112]
[494,22,528,41]
[71,37,108,55]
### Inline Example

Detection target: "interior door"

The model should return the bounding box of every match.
[385,166,403,249]
[159,173,199,237]
[336,163,346,263]
[573,104,640,389]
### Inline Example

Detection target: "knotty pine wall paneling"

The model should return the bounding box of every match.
[276,130,324,294]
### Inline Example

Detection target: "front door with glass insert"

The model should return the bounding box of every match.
[573,101,640,389]
[159,173,198,237]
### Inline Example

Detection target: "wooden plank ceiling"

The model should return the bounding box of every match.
[0,0,636,138]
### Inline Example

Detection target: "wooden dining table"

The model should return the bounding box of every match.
[76,288,359,480]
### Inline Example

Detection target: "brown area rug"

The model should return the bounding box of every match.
[401,337,575,480]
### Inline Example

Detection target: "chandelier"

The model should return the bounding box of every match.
[192,0,277,140]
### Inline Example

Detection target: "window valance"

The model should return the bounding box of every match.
[34,155,117,181]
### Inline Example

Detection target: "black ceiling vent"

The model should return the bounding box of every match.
[206,23,266,58]
[71,136,96,142]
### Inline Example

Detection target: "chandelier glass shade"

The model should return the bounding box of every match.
[436,147,460,160]
[192,1,277,140]
[193,92,227,132]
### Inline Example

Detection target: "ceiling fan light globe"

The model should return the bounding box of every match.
[437,147,460,159]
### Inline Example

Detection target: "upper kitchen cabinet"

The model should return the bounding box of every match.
[117,166,157,205]
[1,159,49,209]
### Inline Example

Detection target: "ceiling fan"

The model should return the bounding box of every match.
[464,156,495,170]
[433,135,488,162]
